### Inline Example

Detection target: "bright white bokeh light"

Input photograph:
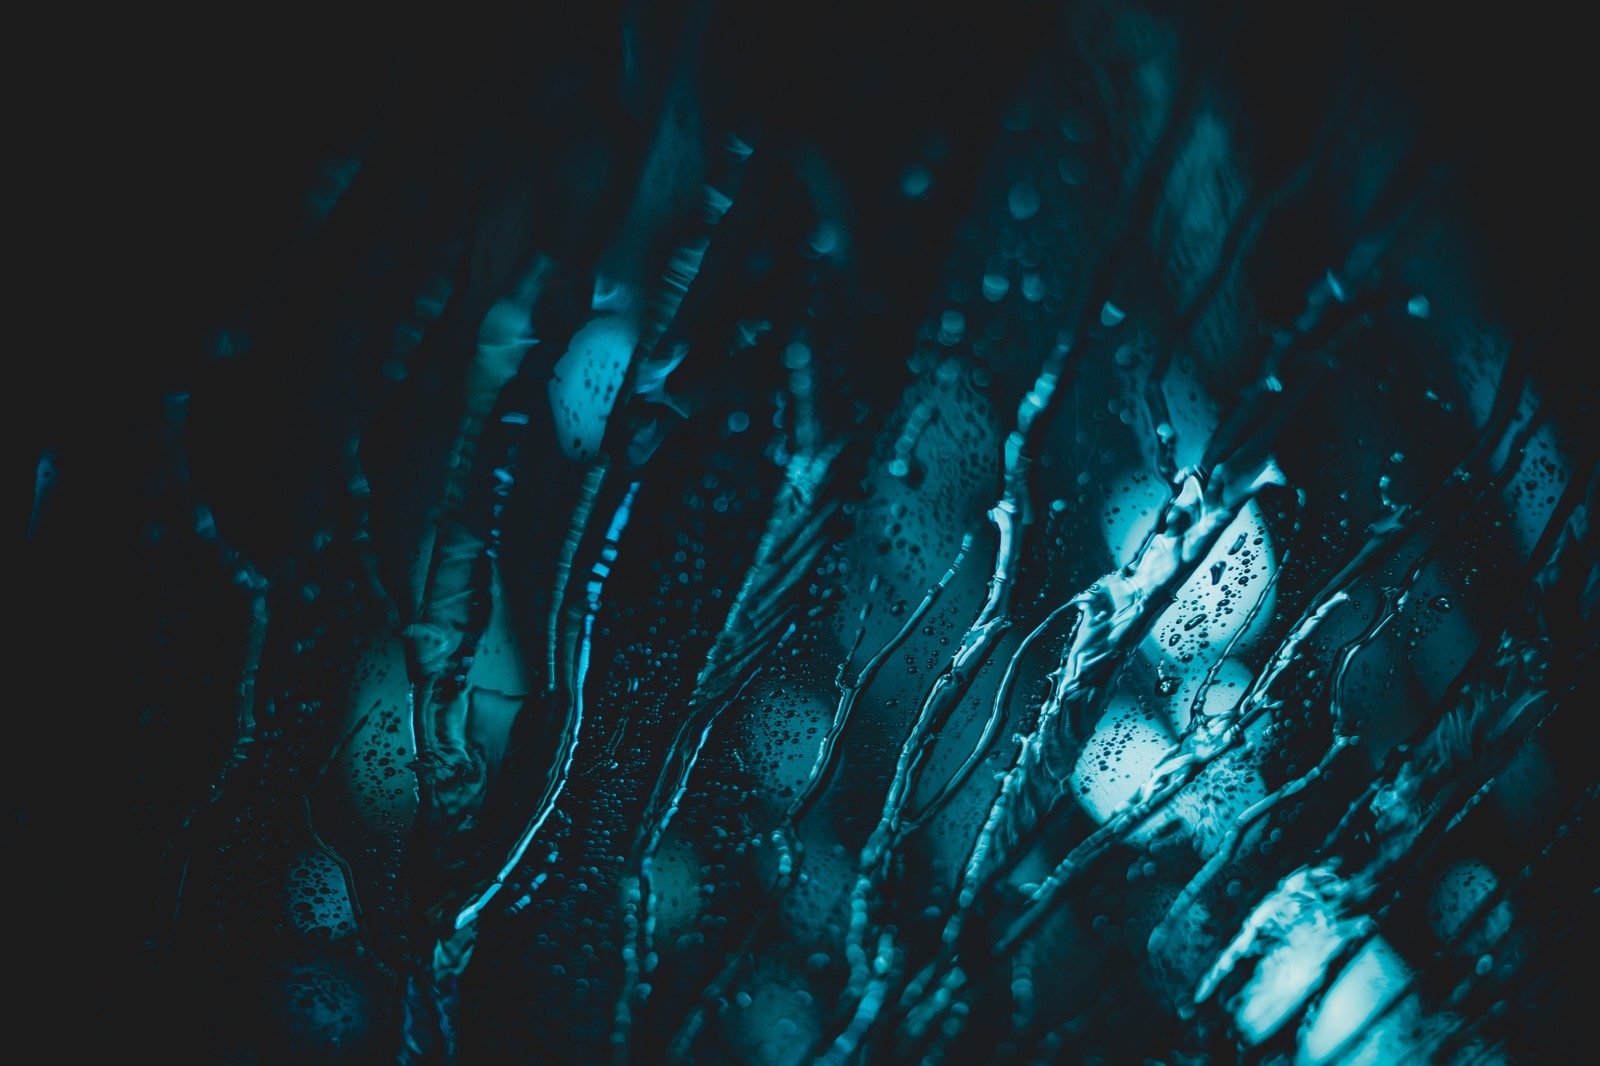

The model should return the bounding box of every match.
[1070,696,1170,824]
[1099,470,1277,666]
[1071,681,1267,850]
[548,315,638,461]
[1296,937,1412,1066]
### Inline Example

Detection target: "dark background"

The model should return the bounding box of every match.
[15,1,1593,1058]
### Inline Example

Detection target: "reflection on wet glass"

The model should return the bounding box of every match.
[61,2,1597,1063]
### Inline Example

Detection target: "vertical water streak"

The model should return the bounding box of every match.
[1189,450,1595,1051]
[453,480,640,929]
[612,440,841,1062]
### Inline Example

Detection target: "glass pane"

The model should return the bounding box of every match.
[32,3,1594,1063]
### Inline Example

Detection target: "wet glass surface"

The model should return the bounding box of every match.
[21,2,1597,1063]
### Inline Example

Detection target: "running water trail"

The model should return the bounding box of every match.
[401,480,642,1061]
[396,128,762,1062]
[1142,401,1551,960]
[428,129,756,938]
[134,7,1600,1063]
[893,90,1351,836]
[814,67,1447,1059]
[866,208,1468,1059]
[611,440,843,1062]
[657,536,977,1063]
[453,480,641,929]
[1191,458,1596,1051]
[896,334,1579,1060]
[806,59,1222,1057]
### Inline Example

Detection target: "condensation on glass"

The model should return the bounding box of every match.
[108,3,1597,1063]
